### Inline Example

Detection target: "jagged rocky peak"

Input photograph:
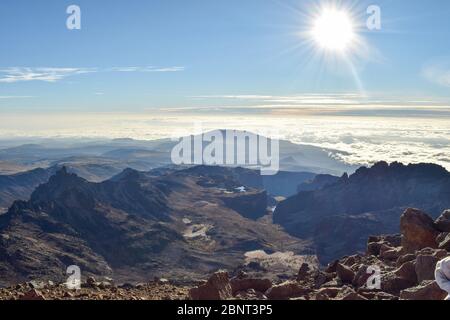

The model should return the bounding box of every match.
[274,161,450,263]
[30,167,91,203]
[110,167,144,182]
[351,161,450,181]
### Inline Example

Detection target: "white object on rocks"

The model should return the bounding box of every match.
[435,256,450,300]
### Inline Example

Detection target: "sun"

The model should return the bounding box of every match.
[311,8,355,52]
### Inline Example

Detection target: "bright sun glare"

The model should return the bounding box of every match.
[312,8,355,52]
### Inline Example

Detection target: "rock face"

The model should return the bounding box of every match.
[0,167,56,208]
[274,162,450,263]
[221,190,268,220]
[297,174,340,193]
[400,208,439,252]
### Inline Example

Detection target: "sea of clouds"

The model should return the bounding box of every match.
[0,109,449,171]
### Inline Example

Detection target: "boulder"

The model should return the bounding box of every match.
[336,263,355,284]
[19,289,46,300]
[400,208,439,252]
[352,265,370,288]
[400,281,448,300]
[314,287,340,300]
[189,271,233,300]
[396,253,416,267]
[265,281,311,300]
[341,255,358,267]
[296,263,311,281]
[325,260,339,273]
[313,271,329,288]
[230,278,272,295]
[336,286,367,300]
[415,254,439,283]
[435,210,450,232]
[394,261,417,284]
[367,242,383,256]
[382,262,417,294]
[380,245,402,261]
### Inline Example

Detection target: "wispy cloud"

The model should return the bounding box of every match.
[0,67,95,83]
[188,93,449,108]
[0,95,34,99]
[0,66,185,83]
[109,66,185,73]
[422,59,450,88]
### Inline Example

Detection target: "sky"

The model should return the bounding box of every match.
[1,0,450,113]
[0,1,449,170]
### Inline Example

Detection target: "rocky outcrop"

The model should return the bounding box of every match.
[0,167,312,287]
[189,207,450,301]
[189,271,233,300]
[274,162,450,262]
[400,281,448,300]
[2,208,450,301]
[400,208,439,252]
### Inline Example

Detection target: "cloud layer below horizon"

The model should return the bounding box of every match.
[0,111,448,172]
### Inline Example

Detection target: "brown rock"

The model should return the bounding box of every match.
[296,263,311,281]
[189,271,233,300]
[367,242,383,256]
[382,275,415,294]
[415,254,439,283]
[380,245,402,261]
[400,208,439,252]
[400,281,448,300]
[435,210,450,232]
[230,278,272,295]
[352,265,372,288]
[336,263,355,284]
[19,289,46,300]
[265,281,311,300]
[341,255,357,267]
[396,253,416,267]
[314,287,340,300]
[325,260,339,273]
[394,261,417,284]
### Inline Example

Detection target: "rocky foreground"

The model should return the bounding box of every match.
[187,208,450,301]
[0,278,190,300]
[1,208,449,301]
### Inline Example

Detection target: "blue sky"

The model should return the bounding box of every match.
[1,0,450,113]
